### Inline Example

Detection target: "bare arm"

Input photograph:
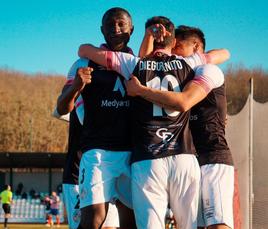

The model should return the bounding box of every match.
[139,24,171,57]
[126,76,207,112]
[206,49,230,64]
[78,44,108,67]
[57,67,92,115]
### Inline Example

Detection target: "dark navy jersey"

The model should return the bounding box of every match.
[63,110,82,184]
[190,83,233,166]
[80,60,131,152]
[129,53,197,163]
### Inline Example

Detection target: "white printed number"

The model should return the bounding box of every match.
[146,75,181,117]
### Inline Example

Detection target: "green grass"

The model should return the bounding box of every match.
[3,224,69,229]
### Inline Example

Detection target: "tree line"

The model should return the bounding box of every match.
[0,65,267,152]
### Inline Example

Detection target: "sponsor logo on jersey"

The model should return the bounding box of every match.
[156,128,174,143]
[101,99,130,108]
[113,77,126,97]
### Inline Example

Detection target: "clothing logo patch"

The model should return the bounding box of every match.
[113,77,125,97]
[156,128,174,143]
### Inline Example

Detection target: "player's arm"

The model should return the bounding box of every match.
[78,44,109,68]
[57,67,92,115]
[78,44,139,80]
[126,64,224,112]
[139,24,171,57]
[206,49,230,64]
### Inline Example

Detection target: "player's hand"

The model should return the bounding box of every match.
[147,23,171,42]
[73,67,93,91]
[125,75,144,97]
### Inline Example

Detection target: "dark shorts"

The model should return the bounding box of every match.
[50,208,59,216]
[2,204,11,214]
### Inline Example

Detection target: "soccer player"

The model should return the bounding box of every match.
[0,185,13,229]
[54,107,120,229]
[133,24,235,229]
[56,7,136,229]
[174,25,235,229]
[77,16,228,229]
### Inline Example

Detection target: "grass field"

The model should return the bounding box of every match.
[3,224,69,229]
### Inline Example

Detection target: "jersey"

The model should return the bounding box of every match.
[67,44,133,153]
[0,190,12,204]
[80,60,131,152]
[62,110,82,184]
[190,81,233,166]
[104,50,214,163]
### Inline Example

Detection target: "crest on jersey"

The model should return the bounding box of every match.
[156,128,174,144]
[113,77,126,97]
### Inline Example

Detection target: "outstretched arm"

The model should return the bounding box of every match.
[206,49,230,64]
[78,44,109,67]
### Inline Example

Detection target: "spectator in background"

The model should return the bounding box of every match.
[21,192,28,199]
[15,182,23,196]
[47,191,61,228]
[29,188,36,199]
[0,185,13,229]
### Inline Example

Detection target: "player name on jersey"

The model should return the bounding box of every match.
[139,59,183,72]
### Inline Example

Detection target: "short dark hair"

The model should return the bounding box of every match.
[175,25,206,50]
[102,7,132,25]
[4,184,9,190]
[145,16,175,49]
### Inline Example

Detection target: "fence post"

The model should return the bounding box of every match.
[249,77,254,229]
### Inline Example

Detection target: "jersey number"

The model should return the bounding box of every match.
[146,75,181,117]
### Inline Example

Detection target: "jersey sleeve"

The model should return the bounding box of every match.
[181,52,208,69]
[66,58,89,83]
[106,51,140,80]
[192,64,224,93]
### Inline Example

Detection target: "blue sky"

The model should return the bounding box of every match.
[0,0,267,75]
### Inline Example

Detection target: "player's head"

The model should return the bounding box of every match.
[51,191,57,196]
[172,25,206,57]
[145,16,175,50]
[101,7,134,51]
[4,184,10,190]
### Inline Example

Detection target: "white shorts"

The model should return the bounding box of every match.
[79,149,132,209]
[131,154,200,229]
[197,164,234,228]
[63,183,119,228]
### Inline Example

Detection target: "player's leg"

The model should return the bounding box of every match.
[116,156,136,229]
[169,154,201,229]
[201,164,234,229]
[131,158,169,229]
[79,149,130,229]
[116,200,136,229]
[102,203,120,229]
[3,204,11,229]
